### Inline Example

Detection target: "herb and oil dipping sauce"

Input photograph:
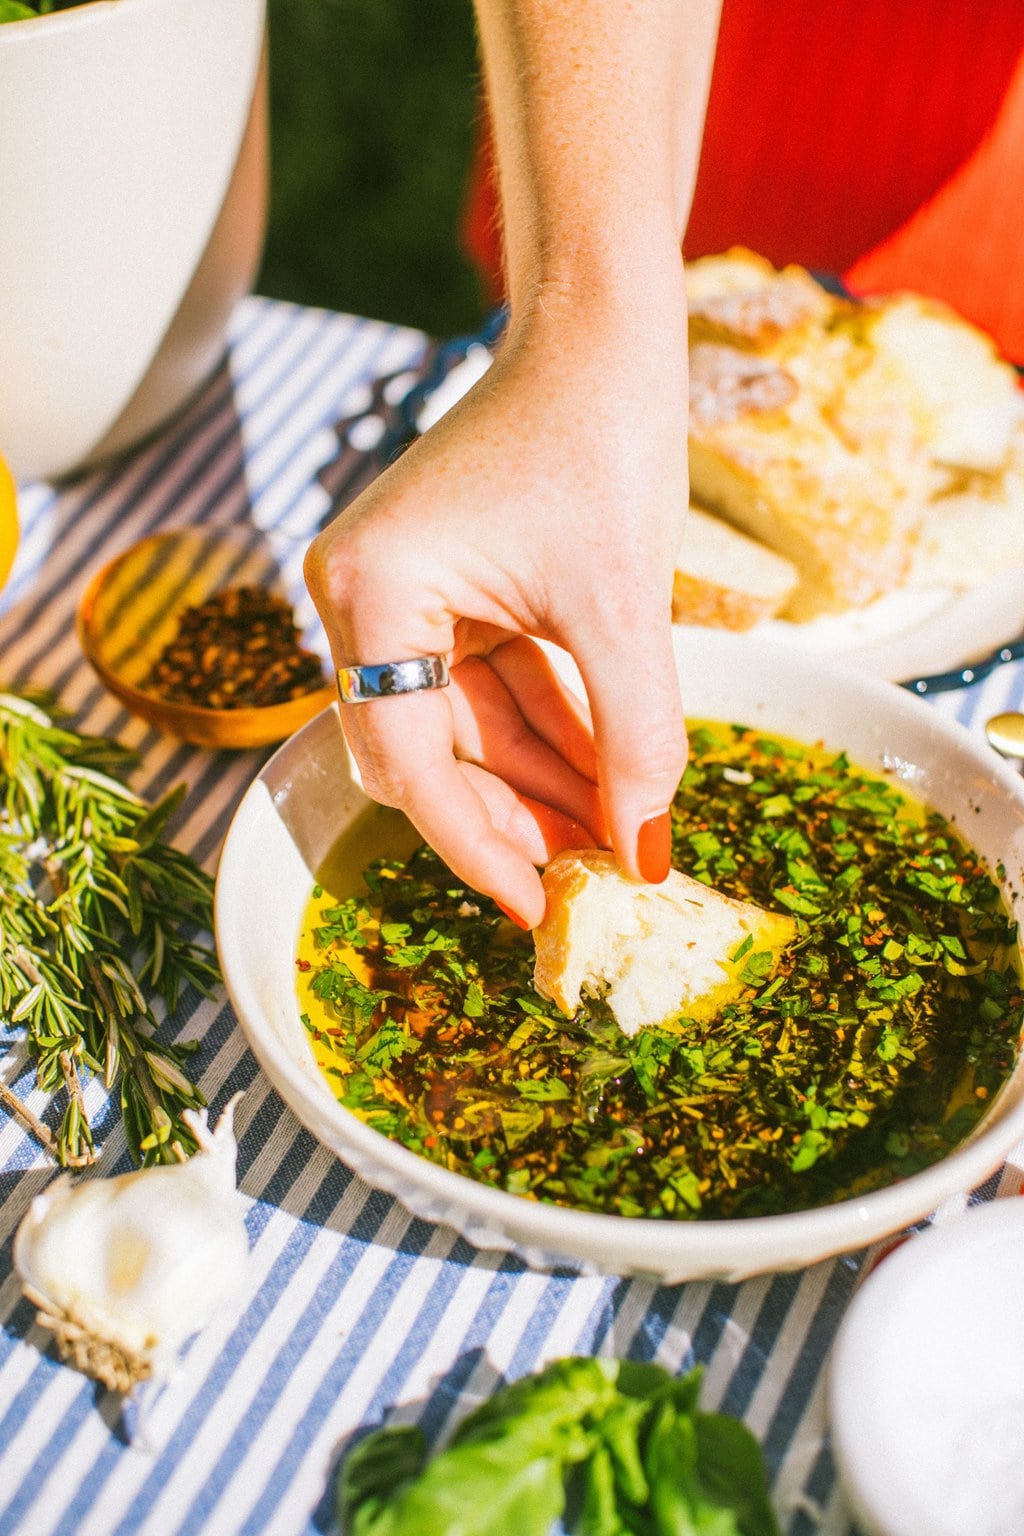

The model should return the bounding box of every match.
[295,723,1023,1221]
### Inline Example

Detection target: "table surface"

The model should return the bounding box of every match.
[1,293,1022,1536]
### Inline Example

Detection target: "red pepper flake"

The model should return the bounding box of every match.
[146,585,325,709]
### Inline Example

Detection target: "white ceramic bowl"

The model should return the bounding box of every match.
[829,1200,1024,1536]
[0,0,266,481]
[215,629,1024,1282]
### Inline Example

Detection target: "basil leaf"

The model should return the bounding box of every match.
[693,1414,781,1536]
[515,1076,571,1101]
[616,1361,702,1416]
[367,1441,567,1536]
[338,1425,427,1536]
[579,1443,625,1536]
[452,1357,616,1453]
[463,978,487,1017]
[336,1360,780,1536]
[597,1394,652,1508]
[644,1403,708,1534]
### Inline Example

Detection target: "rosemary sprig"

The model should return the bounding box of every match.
[0,690,220,1166]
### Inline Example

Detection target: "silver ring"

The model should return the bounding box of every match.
[336,654,450,704]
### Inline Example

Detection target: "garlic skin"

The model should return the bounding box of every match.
[14,1098,249,1393]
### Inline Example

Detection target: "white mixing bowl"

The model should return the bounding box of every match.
[0,0,266,481]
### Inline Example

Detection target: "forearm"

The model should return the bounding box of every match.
[473,0,721,320]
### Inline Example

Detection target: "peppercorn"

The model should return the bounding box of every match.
[145,585,325,709]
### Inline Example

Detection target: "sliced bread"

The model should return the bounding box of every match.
[532,849,795,1037]
[672,503,799,629]
[860,293,1022,472]
[683,249,1024,620]
[687,337,926,617]
[909,419,1024,589]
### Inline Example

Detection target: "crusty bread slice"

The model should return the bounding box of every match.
[533,849,795,1037]
[686,246,838,349]
[687,339,927,618]
[685,246,784,304]
[672,503,799,629]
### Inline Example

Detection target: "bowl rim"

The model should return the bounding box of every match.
[215,630,1024,1276]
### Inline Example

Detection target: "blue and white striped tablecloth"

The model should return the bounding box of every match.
[2,294,1023,1536]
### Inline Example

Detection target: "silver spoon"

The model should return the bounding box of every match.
[985,713,1024,758]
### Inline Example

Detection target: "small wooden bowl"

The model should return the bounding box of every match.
[77,526,334,750]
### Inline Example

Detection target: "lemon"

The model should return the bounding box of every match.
[0,452,18,596]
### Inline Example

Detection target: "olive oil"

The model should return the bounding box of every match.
[297,724,1022,1220]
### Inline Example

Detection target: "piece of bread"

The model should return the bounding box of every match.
[672,503,799,629]
[687,338,927,618]
[683,249,1024,620]
[686,246,837,349]
[532,849,795,1037]
[860,293,1022,473]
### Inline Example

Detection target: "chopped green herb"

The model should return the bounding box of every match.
[298,722,1022,1221]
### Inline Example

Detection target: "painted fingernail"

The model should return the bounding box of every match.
[496,901,531,930]
[637,812,671,884]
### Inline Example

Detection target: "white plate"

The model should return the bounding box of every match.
[401,340,1024,686]
[757,563,1024,682]
[215,629,1024,1283]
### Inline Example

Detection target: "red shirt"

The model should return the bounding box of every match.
[462,0,1024,359]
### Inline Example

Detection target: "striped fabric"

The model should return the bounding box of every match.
[1,294,1022,1536]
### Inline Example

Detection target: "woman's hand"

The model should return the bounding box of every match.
[305,0,720,925]
[304,296,690,929]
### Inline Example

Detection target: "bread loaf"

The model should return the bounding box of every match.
[672,503,798,629]
[862,294,1022,472]
[683,249,1024,620]
[532,849,795,1037]
[687,339,925,617]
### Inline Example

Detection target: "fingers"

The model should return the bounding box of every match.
[338,654,603,924]
[574,616,687,884]
[304,434,685,913]
[305,516,536,905]
[458,761,595,868]
[447,653,605,844]
[337,688,568,929]
[307,506,604,917]
[484,637,598,782]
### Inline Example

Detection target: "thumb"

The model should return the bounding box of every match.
[576,619,687,884]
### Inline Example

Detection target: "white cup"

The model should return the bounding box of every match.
[0,0,267,482]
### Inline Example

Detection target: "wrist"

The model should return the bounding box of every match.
[506,236,688,350]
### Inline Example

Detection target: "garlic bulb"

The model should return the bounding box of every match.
[14,1098,249,1393]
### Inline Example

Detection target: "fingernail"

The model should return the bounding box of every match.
[496,901,531,930]
[637,812,671,883]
